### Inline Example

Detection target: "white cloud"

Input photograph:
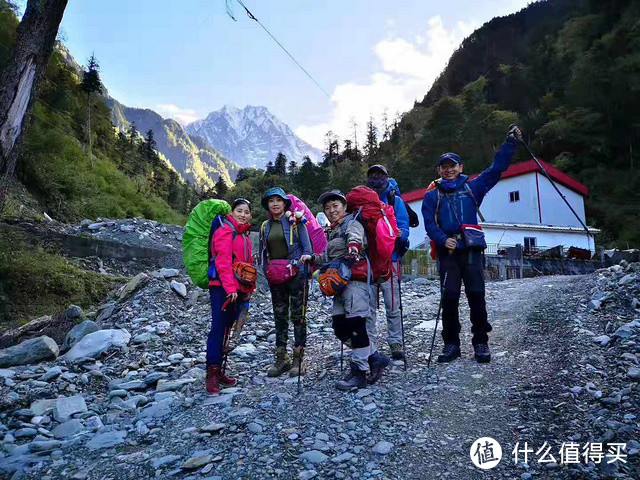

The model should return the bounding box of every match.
[295,16,475,150]
[155,103,200,125]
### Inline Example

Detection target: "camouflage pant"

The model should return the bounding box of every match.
[269,272,308,348]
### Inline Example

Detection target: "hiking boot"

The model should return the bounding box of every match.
[206,365,221,396]
[367,351,390,385]
[437,344,461,363]
[474,343,491,363]
[219,369,238,387]
[389,343,406,361]
[289,347,307,377]
[267,347,292,377]
[335,362,367,391]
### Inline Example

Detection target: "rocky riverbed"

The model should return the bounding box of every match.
[0,260,638,479]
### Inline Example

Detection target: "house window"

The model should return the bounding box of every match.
[524,237,537,252]
[509,191,520,202]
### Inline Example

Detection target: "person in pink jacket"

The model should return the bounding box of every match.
[206,198,255,395]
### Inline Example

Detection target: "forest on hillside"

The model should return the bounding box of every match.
[0,0,211,224]
[1,0,638,248]
[224,0,640,248]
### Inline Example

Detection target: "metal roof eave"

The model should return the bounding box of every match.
[479,222,601,234]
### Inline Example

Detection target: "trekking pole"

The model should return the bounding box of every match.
[298,262,310,394]
[340,342,344,373]
[513,127,591,239]
[427,272,448,371]
[396,260,407,371]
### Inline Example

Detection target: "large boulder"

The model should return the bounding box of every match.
[61,320,99,352]
[0,336,59,367]
[60,329,130,362]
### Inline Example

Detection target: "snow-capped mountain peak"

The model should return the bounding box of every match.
[187,105,322,169]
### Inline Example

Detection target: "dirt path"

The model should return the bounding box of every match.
[20,274,638,480]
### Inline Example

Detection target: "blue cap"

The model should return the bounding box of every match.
[438,152,461,166]
[261,187,292,210]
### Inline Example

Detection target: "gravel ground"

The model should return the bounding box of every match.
[1,267,638,480]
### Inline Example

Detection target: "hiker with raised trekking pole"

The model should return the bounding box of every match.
[259,187,314,379]
[308,189,392,391]
[421,124,523,364]
[365,165,413,363]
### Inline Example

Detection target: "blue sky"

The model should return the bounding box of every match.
[54,0,532,148]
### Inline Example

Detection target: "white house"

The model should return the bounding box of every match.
[402,159,600,254]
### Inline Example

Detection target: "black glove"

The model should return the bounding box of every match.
[507,124,523,143]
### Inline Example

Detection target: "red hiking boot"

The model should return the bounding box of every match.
[219,369,238,387]
[206,365,221,395]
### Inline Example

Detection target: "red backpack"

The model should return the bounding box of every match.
[346,186,400,282]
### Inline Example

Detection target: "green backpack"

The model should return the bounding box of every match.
[182,199,232,289]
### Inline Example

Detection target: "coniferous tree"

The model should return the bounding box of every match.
[81,53,103,166]
[274,152,287,175]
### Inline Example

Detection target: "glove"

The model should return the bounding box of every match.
[507,124,523,143]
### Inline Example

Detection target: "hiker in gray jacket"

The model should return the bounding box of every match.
[303,190,390,390]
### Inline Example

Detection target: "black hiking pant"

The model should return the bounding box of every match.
[437,248,492,347]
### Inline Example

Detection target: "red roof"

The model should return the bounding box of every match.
[401,159,589,203]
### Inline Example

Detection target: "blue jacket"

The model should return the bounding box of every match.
[378,178,410,261]
[421,138,518,249]
[259,216,313,272]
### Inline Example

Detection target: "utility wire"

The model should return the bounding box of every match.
[234,0,332,100]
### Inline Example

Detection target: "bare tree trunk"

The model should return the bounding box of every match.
[0,0,68,208]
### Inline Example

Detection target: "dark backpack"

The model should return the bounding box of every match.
[388,189,419,228]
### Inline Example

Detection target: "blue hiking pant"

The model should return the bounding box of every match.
[207,287,238,366]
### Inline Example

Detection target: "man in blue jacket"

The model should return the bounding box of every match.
[366,165,411,361]
[421,125,522,363]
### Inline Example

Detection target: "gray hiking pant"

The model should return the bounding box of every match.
[364,283,378,359]
[378,270,402,346]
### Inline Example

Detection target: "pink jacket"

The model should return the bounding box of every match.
[208,214,254,294]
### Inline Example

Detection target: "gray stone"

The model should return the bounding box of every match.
[85,416,104,431]
[182,454,213,469]
[170,280,187,298]
[53,395,88,422]
[28,440,61,453]
[628,367,640,380]
[40,366,63,381]
[372,441,393,455]
[88,222,104,230]
[62,320,99,352]
[247,422,263,434]
[133,332,152,344]
[593,335,611,347]
[118,273,149,301]
[96,303,116,323]
[619,274,636,285]
[61,329,131,362]
[138,398,174,419]
[299,450,329,464]
[14,428,37,439]
[614,325,634,339]
[30,398,56,416]
[155,378,195,392]
[201,423,226,433]
[52,419,85,439]
[299,470,318,480]
[332,452,355,463]
[0,336,59,367]
[0,368,16,378]
[86,430,127,450]
[160,268,179,278]
[65,305,86,321]
[152,455,182,469]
